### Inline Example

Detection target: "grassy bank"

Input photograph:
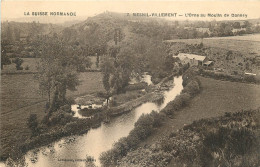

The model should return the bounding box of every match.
[112,75,260,167]
[99,68,260,166]
[117,108,260,167]
[0,72,173,162]
[0,72,104,161]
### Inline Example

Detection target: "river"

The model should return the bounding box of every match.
[2,76,183,167]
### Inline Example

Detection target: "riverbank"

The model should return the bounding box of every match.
[118,108,260,167]
[138,76,260,146]
[110,92,164,116]
[114,76,260,166]
[100,71,200,166]
[0,74,175,165]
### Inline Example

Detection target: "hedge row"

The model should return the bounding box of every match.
[200,70,260,84]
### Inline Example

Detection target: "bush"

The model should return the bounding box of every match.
[150,111,166,127]
[79,108,103,117]
[134,114,154,140]
[49,110,73,126]
[13,57,24,70]
[182,67,198,87]
[201,127,258,166]
[162,93,191,115]
[182,80,200,96]
[27,114,39,137]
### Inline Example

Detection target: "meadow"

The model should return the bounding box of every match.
[2,56,98,73]
[166,33,260,55]
[139,76,260,145]
[0,72,104,160]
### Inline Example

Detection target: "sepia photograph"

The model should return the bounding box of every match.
[1,1,260,167]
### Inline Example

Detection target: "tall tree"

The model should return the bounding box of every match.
[35,35,81,112]
[1,39,11,69]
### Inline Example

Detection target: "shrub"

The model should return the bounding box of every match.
[244,75,256,83]
[182,67,198,86]
[150,111,166,127]
[133,114,153,140]
[49,110,73,126]
[25,65,29,70]
[79,108,103,117]
[182,80,200,96]
[162,93,191,115]
[13,57,24,70]
[100,149,116,167]
[201,126,258,166]
[27,114,39,137]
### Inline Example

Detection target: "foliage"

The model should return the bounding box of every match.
[1,40,11,69]
[182,80,200,97]
[125,82,147,91]
[116,109,260,167]
[35,35,81,111]
[162,93,191,115]
[100,111,166,166]
[27,114,39,137]
[13,57,24,70]
[200,70,260,84]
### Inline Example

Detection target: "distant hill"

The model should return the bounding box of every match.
[1,16,88,25]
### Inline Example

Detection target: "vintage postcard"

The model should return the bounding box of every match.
[1,1,260,167]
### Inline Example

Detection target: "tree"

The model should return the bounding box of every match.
[1,40,11,69]
[35,35,80,112]
[27,114,39,137]
[100,56,114,104]
[6,24,14,43]
[233,22,241,29]
[13,57,24,70]
[96,53,100,68]
[14,27,21,41]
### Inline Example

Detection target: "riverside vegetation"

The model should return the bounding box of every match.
[2,12,260,166]
[116,108,260,167]
[100,68,202,166]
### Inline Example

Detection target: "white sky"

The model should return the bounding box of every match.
[1,1,260,21]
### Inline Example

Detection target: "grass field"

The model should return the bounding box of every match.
[2,56,98,72]
[139,76,260,145]
[166,33,260,55]
[0,72,104,160]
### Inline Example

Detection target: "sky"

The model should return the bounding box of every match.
[1,1,260,22]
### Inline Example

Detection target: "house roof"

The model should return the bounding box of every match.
[174,53,206,61]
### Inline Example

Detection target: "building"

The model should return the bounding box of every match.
[173,53,209,66]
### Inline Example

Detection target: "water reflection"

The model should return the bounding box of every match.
[3,76,183,167]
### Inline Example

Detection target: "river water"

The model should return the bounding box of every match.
[2,76,183,167]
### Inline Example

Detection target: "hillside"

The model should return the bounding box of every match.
[116,77,260,167]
